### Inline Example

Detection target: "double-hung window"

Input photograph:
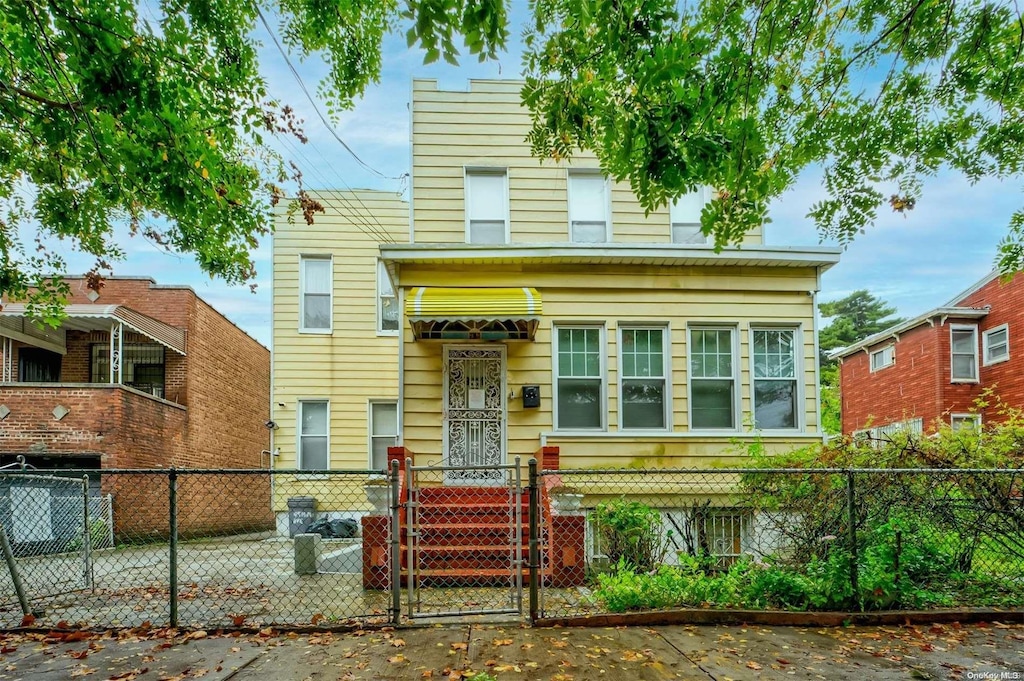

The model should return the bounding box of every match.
[300,256,332,332]
[670,186,711,244]
[950,325,978,382]
[751,328,799,429]
[568,172,609,243]
[369,401,398,470]
[465,169,508,244]
[555,326,604,429]
[983,324,1009,365]
[377,261,398,334]
[689,328,736,429]
[298,400,329,470]
[620,327,668,429]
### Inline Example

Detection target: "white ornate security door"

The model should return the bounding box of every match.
[442,346,506,485]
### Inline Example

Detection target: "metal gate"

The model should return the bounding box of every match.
[403,459,525,619]
[0,473,97,607]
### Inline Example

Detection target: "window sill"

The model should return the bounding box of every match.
[950,378,980,384]
[982,356,1010,367]
[298,329,333,335]
[376,330,400,338]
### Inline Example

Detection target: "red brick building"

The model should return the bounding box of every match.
[834,271,1023,437]
[0,277,272,537]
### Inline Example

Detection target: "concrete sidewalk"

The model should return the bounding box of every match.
[1,620,1022,680]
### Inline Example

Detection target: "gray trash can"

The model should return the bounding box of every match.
[286,496,316,537]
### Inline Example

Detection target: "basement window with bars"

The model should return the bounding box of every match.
[90,343,166,398]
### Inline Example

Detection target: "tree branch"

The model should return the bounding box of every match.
[0,80,82,110]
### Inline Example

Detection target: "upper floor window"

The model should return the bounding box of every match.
[568,172,609,243]
[670,186,711,244]
[378,261,398,334]
[752,328,798,429]
[555,326,604,429]
[689,327,736,429]
[369,401,398,470]
[299,400,329,470]
[620,327,669,429]
[90,343,165,397]
[300,256,332,332]
[465,169,508,244]
[983,324,1009,365]
[950,325,978,382]
[870,345,895,371]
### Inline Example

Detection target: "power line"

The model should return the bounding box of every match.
[276,135,400,245]
[255,8,406,183]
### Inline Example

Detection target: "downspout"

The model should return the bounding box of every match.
[812,267,825,442]
[397,281,405,446]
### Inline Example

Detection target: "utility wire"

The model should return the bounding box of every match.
[255,8,406,183]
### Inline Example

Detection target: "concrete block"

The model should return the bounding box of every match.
[293,533,321,575]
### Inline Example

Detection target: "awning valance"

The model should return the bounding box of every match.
[405,287,542,341]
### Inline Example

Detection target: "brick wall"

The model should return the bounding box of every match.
[840,323,943,435]
[1,276,273,536]
[954,272,1024,418]
[841,271,1024,434]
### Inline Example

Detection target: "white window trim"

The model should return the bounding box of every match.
[552,323,608,432]
[686,324,741,432]
[982,323,1010,366]
[567,169,612,243]
[748,325,803,432]
[950,323,980,383]
[368,399,399,472]
[670,186,712,244]
[950,412,982,431]
[376,260,399,337]
[464,167,510,244]
[297,399,330,471]
[869,344,895,372]
[617,324,672,431]
[299,255,333,334]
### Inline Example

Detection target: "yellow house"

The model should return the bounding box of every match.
[270,79,839,530]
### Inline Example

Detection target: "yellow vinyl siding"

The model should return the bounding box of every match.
[398,263,818,467]
[411,79,763,246]
[272,190,407,510]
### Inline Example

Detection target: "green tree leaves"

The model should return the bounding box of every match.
[522,0,1024,270]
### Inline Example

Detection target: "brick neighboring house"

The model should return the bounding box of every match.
[0,277,272,538]
[833,270,1023,437]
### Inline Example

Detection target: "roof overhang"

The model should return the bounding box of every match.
[406,287,542,341]
[381,243,842,274]
[0,304,186,356]
[828,306,990,360]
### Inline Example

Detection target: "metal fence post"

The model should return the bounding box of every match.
[846,470,859,606]
[528,458,539,623]
[169,468,178,628]
[82,475,93,591]
[389,459,401,625]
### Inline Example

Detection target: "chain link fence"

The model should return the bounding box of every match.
[0,469,392,629]
[537,468,1024,619]
[0,466,1020,630]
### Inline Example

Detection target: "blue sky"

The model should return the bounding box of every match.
[57,8,1018,347]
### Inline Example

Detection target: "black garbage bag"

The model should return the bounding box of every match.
[303,518,358,539]
[332,518,358,539]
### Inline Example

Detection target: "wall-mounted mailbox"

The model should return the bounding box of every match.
[522,385,541,409]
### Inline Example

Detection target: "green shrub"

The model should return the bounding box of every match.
[592,498,667,573]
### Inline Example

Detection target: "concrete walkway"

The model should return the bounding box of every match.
[1,620,1022,680]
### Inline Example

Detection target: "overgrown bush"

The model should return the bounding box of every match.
[591,498,667,573]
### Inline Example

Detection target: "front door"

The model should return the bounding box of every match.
[443,346,505,485]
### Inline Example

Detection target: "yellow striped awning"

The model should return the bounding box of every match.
[405,287,542,341]
[406,287,541,320]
